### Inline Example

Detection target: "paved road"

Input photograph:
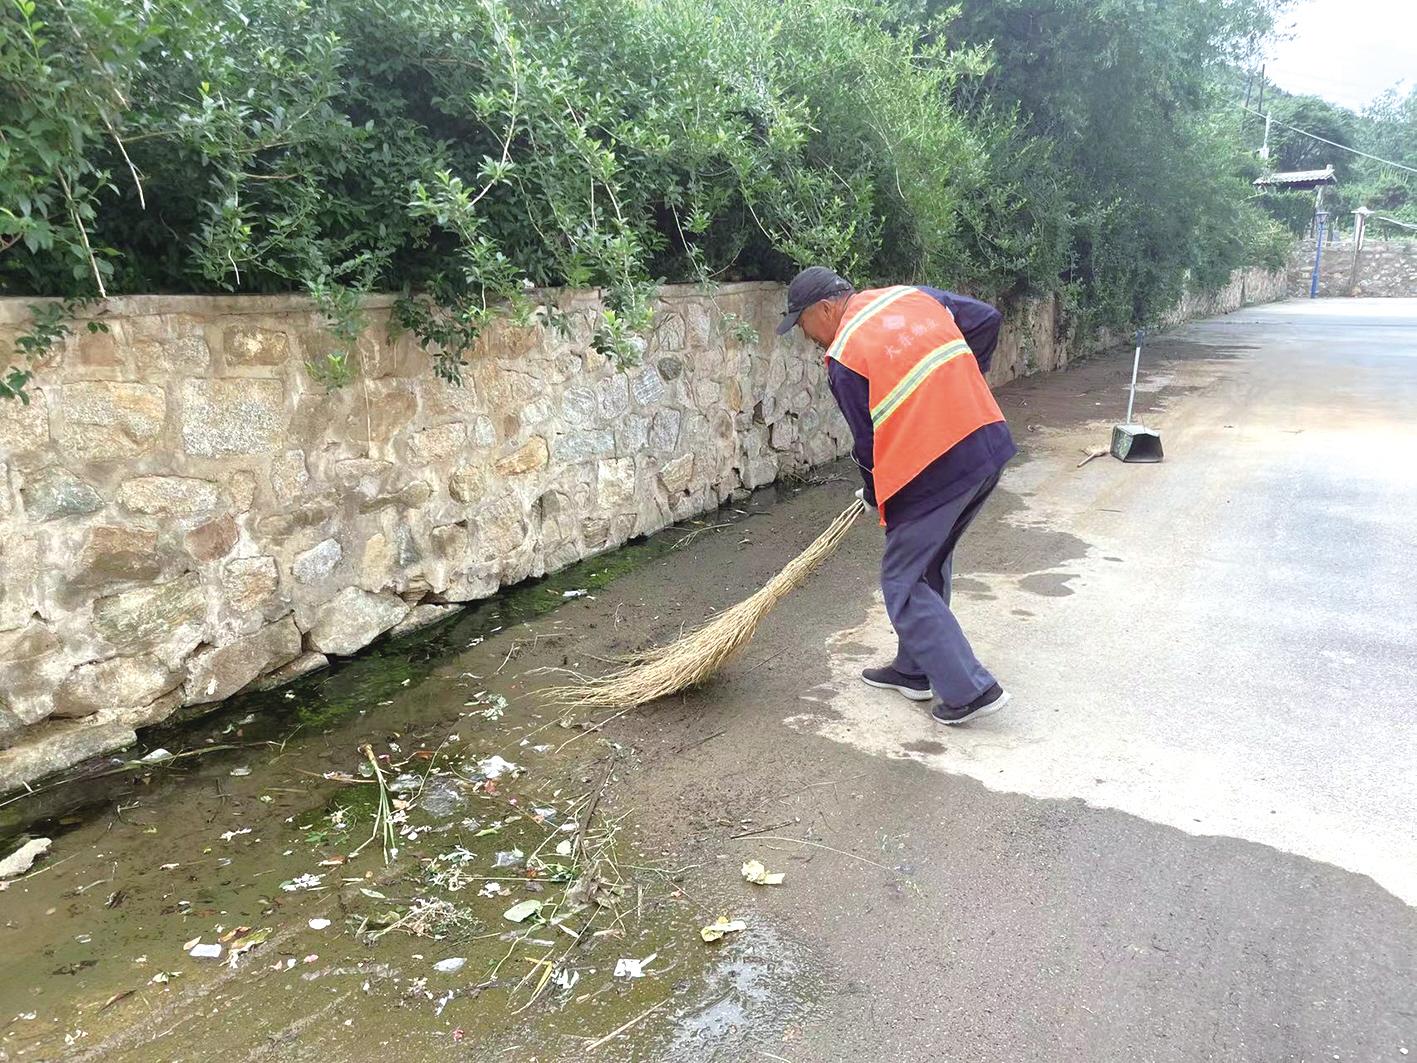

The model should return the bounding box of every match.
[594,299,1417,1061]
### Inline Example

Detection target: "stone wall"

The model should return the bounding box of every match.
[0,271,1284,790]
[1163,266,1291,326]
[1289,236,1417,297]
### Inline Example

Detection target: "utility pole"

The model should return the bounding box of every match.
[1256,66,1270,160]
[1310,210,1329,299]
[1350,207,1371,294]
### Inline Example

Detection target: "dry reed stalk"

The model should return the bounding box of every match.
[547,498,866,708]
[349,743,398,864]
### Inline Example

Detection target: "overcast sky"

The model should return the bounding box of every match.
[1262,0,1415,111]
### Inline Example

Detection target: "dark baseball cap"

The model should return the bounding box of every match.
[775,266,853,335]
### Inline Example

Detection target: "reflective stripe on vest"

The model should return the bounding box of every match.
[871,338,972,428]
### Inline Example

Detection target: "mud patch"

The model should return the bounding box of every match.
[1151,339,1254,361]
[1018,572,1078,597]
[991,333,1249,440]
[901,740,947,756]
[831,640,875,660]
[962,489,1091,578]
[951,577,995,599]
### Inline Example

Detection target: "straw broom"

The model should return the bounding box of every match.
[547,497,867,708]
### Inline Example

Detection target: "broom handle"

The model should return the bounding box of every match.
[1125,329,1144,425]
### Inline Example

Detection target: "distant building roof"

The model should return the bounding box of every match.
[1253,165,1337,190]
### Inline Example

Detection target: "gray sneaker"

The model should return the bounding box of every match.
[932,684,1011,725]
[861,665,934,702]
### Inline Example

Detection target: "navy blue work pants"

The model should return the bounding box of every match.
[881,474,999,708]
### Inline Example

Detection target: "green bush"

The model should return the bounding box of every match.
[1243,215,1298,273]
[2,0,1289,394]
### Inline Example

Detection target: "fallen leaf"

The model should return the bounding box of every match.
[741,860,785,886]
[503,899,543,923]
[228,927,272,961]
[98,989,135,1013]
[700,916,747,943]
[614,952,657,978]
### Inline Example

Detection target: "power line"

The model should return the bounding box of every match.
[1261,65,1376,97]
[1241,104,1417,177]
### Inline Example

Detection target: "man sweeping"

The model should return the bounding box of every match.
[776,266,1016,724]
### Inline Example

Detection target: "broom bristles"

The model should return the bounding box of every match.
[546,498,867,709]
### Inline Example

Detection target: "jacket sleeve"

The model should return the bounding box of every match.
[920,286,1003,375]
[826,359,877,506]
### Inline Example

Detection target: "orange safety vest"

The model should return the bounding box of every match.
[826,286,1005,524]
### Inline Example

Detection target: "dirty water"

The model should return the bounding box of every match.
[0,493,822,1063]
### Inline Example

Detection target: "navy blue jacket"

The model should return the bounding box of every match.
[826,287,1016,524]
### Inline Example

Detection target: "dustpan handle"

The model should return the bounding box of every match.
[1125,329,1144,425]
